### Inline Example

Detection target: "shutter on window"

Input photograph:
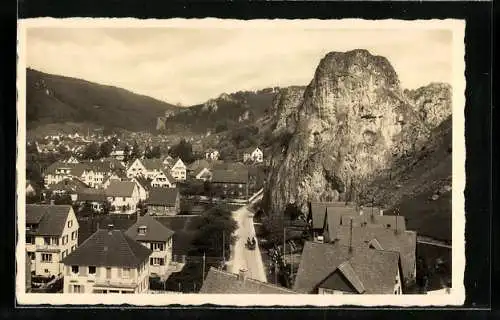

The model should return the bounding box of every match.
[160,258,164,266]
[117,268,122,278]
[66,265,70,276]
[81,266,88,277]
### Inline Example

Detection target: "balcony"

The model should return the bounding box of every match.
[36,244,61,253]
[93,279,138,289]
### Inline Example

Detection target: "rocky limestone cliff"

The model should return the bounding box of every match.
[405,83,452,128]
[264,49,451,217]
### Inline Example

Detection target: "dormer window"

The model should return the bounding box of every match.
[138,226,147,235]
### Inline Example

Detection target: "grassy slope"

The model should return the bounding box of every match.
[26,68,179,132]
[362,116,452,242]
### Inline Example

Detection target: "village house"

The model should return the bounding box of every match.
[210,167,249,200]
[130,176,152,201]
[110,148,126,161]
[61,227,152,294]
[161,155,174,167]
[26,180,37,197]
[46,177,89,202]
[187,159,213,181]
[146,188,180,216]
[169,158,187,181]
[205,149,220,161]
[243,147,264,163]
[76,188,108,213]
[200,267,297,294]
[126,158,164,180]
[102,172,124,189]
[105,180,140,214]
[62,156,79,164]
[331,225,417,287]
[26,204,80,277]
[151,169,177,188]
[308,201,358,242]
[293,242,402,294]
[125,215,175,277]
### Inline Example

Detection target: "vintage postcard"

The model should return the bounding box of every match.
[16,18,465,306]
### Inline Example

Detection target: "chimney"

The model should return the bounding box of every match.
[238,268,248,282]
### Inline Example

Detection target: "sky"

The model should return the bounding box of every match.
[26,25,453,106]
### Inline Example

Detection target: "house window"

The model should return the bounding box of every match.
[28,252,35,260]
[71,231,77,240]
[122,197,126,201]
[106,267,112,279]
[68,220,73,228]
[72,285,84,293]
[151,242,165,251]
[138,226,147,235]
[71,265,79,274]
[26,236,35,244]
[44,237,51,245]
[89,266,96,275]
[150,257,165,266]
[41,253,52,262]
[123,268,130,278]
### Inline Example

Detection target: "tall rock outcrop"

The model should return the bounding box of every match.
[405,83,452,128]
[264,49,451,216]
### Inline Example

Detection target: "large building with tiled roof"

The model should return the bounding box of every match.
[125,215,175,277]
[105,180,140,214]
[200,267,296,294]
[146,188,180,216]
[62,228,152,294]
[25,204,79,277]
[293,242,402,294]
[211,166,249,200]
[331,225,417,286]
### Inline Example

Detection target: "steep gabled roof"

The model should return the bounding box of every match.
[26,204,73,236]
[134,176,152,191]
[324,206,359,238]
[105,180,137,197]
[199,267,297,294]
[62,229,152,268]
[48,178,89,192]
[125,215,175,242]
[211,168,248,184]
[78,188,107,202]
[293,242,399,294]
[147,188,179,206]
[334,226,417,282]
[141,158,163,171]
[340,214,406,231]
[309,201,353,230]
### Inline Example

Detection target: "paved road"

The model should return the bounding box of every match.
[227,195,267,283]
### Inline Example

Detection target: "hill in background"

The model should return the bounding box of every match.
[26,68,180,132]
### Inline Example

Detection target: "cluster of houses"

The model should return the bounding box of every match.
[40,156,185,215]
[291,202,417,295]
[26,204,176,294]
[199,202,418,295]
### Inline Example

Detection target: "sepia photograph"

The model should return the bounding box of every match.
[16,18,465,306]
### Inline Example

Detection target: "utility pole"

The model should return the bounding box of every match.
[222,231,225,263]
[348,218,353,253]
[202,251,206,282]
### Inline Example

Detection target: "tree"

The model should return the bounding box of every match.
[191,206,237,259]
[123,145,130,162]
[215,121,228,133]
[150,146,161,159]
[131,141,142,159]
[82,142,99,160]
[169,139,194,163]
[99,141,113,158]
